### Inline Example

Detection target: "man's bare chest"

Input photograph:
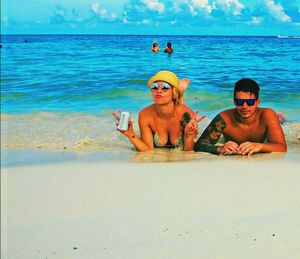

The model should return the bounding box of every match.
[223,122,267,143]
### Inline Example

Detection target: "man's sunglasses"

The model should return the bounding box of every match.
[234,98,256,106]
[151,82,171,90]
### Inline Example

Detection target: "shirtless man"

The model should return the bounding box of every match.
[164,42,173,54]
[194,78,287,155]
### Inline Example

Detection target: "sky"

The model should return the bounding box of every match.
[1,0,300,35]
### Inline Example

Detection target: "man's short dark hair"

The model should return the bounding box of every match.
[234,78,260,99]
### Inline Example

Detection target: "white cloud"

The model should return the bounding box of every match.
[172,2,182,13]
[91,2,117,21]
[56,9,66,16]
[247,16,263,25]
[119,0,300,29]
[189,5,198,16]
[265,0,291,23]
[91,3,99,12]
[50,5,69,24]
[122,16,129,24]
[142,18,150,24]
[142,0,165,14]
[215,0,244,16]
[191,0,215,14]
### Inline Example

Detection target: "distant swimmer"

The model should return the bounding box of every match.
[151,41,160,52]
[194,78,287,155]
[164,42,173,54]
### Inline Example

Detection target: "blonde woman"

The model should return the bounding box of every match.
[113,70,205,152]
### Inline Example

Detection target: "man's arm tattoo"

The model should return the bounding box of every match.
[194,114,226,154]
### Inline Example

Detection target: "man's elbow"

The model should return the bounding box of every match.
[273,142,287,152]
[280,143,287,152]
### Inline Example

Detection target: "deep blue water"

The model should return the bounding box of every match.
[1,34,300,119]
[1,34,300,150]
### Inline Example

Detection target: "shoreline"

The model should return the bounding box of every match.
[2,144,300,168]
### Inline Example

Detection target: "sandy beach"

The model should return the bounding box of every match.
[2,9,300,259]
[1,147,300,259]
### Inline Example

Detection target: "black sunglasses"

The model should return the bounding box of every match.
[234,98,256,106]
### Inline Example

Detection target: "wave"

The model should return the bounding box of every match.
[1,87,149,102]
[1,112,299,151]
[277,35,300,39]
[1,92,29,101]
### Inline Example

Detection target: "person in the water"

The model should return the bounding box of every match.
[151,41,160,52]
[194,78,287,156]
[164,42,173,54]
[113,70,205,152]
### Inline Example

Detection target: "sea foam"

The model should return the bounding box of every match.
[1,112,299,151]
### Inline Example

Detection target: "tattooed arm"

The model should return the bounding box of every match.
[194,114,226,154]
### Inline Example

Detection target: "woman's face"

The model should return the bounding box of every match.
[150,81,173,104]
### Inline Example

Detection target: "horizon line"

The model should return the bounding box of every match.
[1,33,293,37]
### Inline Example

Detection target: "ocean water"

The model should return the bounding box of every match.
[1,34,300,150]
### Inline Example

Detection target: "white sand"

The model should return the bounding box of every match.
[1,148,300,259]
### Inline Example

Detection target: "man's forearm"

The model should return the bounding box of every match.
[260,143,287,153]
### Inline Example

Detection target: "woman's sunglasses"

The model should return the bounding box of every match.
[151,82,171,90]
[234,98,256,106]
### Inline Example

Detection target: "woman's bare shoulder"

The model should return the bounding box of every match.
[139,104,155,117]
[177,104,194,114]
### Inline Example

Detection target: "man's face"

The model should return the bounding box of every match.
[234,91,260,119]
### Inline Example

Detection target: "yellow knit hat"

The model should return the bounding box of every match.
[148,70,180,91]
[148,70,181,104]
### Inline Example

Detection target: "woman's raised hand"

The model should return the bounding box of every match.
[184,111,206,136]
[112,110,134,137]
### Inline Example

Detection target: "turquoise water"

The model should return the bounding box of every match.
[1,35,300,149]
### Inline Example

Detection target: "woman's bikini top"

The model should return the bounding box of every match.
[153,132,183,149]
[152,110,184,149]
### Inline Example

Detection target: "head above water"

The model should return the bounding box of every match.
[152,41,158,47]
[148,70,181,104]
[167,42,172,48]
[234,78,260,99]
